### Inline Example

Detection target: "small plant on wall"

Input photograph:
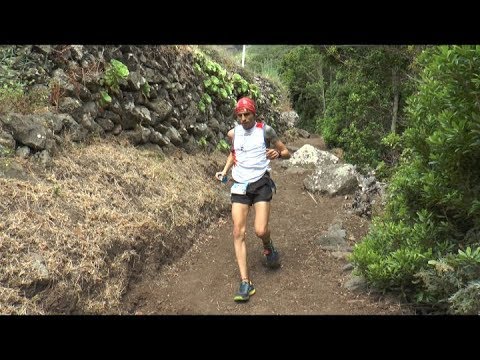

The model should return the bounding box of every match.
[216,139,230,153]
[97,59,129,109]
[101,59,129,95]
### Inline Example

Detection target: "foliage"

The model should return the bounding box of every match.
[351,45,480,313]
[279,45,421,169]
[197,136,208,148]
[243,45,294,83]
[99,90,112,107]
[230,45,291,113]
[141,82,150,98]
[352,213,434,291]
[193,51,261,114]
[376,132,403,179]
[415,246,480,314]
[325,46,418,168]
[95,59,129,109]
[216,139,230,153]
[102,59,129,94]
[278,46,326,132]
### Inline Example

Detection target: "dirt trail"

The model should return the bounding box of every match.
[122,136,409,315]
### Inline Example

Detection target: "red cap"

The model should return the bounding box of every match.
[235,97,256,114]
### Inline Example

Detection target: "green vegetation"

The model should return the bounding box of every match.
[351,46,480,314]
[193,51,260,113]
[243,45,294,83]
[216,139,230,153]
[278,45,421,172]
[99,90,112,106]
[3,44,480,314]
[102,59,129,94]
[95,58,129,108]
[197,136,208,149]
[141,82,150,98]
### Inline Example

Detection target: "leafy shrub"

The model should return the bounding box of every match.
[352,45,480,313]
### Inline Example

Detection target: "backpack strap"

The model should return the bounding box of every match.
[255,121,268,148]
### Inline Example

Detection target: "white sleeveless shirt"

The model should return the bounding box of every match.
[232,122,270,184]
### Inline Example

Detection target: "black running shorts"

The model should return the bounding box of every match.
[231,173,275,206]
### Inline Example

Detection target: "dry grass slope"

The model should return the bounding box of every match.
[0,138,229,314]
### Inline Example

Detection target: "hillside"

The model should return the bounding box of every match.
[0,45,410,314]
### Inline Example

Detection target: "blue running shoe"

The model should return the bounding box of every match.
[233,280,255,302]
[263,242,280,268]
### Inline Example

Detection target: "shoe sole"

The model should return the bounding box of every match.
[265,262,281,269]
[263,250,280,269]
[233,289,256,302]
[263,257,281,269]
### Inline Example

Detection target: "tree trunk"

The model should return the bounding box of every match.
[319,62,326,115]
[391,68,399,133]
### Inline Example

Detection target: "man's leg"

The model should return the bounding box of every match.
[232,202,250,281]
[232,202,256,302]
[253,201,271,246]
[254,200,280,268]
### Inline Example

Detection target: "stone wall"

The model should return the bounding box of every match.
[0,45,284,160]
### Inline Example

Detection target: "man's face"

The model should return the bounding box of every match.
[237,110,255,130]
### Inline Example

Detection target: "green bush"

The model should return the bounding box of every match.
[352,45,480,313]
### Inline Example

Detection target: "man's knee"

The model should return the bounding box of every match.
[255,226,269,238]
[233,226,246,239]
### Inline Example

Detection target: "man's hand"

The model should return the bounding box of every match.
[266,148,280,160]
[215,171,226,181]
